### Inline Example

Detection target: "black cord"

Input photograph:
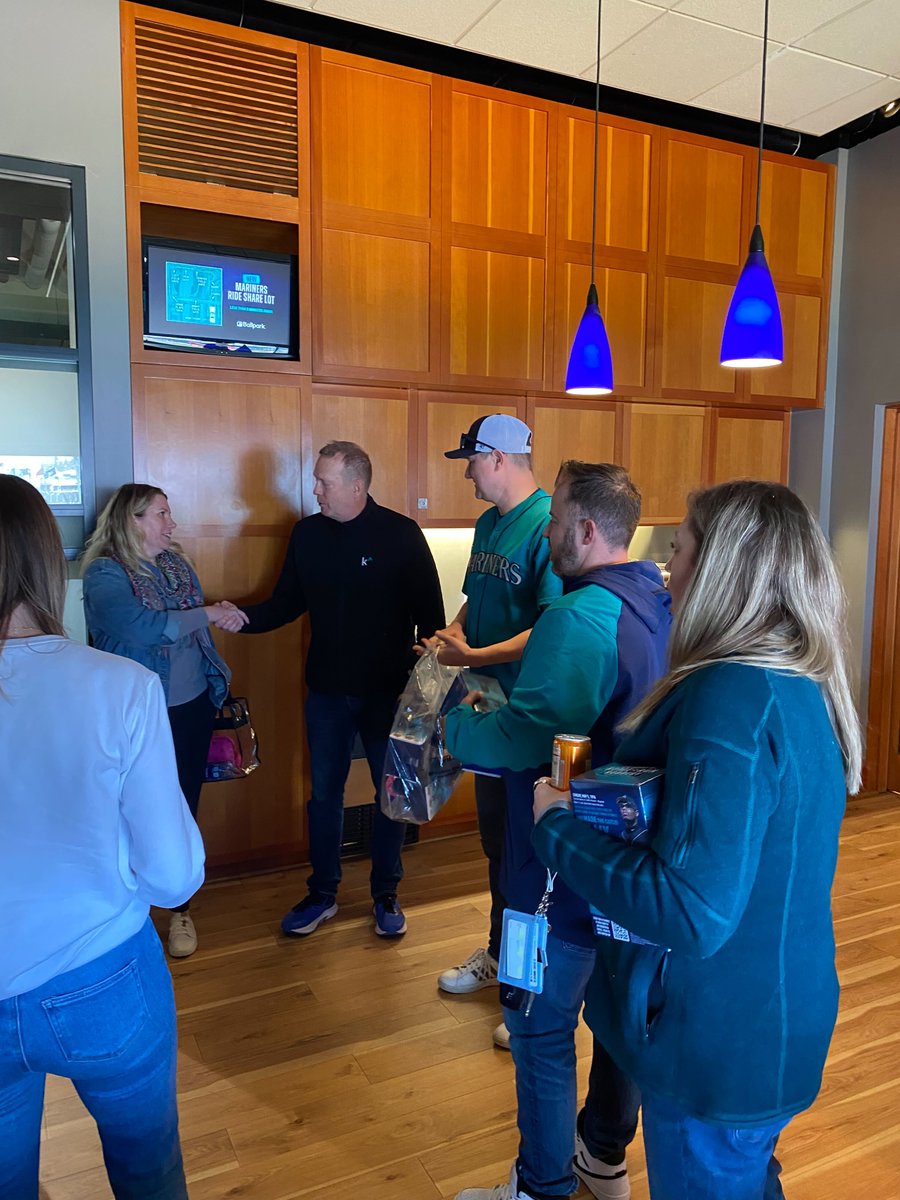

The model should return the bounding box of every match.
[755,0,769,227]
[591,0,602,285]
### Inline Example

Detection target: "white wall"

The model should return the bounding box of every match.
[0,0,133,500]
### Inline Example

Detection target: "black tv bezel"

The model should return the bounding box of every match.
[141,235,299,360]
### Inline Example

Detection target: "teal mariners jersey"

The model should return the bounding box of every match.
[463,489,562,698]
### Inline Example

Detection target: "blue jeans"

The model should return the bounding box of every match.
[642,1090,788,1200]
[0,920,186,1200]
[506,936,640,1198]
[305,690,405,899]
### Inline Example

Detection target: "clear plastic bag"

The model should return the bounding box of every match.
[380,648,468,823]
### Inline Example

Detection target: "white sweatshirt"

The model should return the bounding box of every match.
[1,635,205,1000]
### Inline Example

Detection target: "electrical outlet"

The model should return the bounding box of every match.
[417,497,428,509]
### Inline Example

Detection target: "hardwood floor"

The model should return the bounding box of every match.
[38,794,900,1199]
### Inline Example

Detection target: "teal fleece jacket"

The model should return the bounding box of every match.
[446,582,629,772]
[533,663,847,1127]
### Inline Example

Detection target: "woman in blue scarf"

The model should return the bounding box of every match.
[82,484,246,957]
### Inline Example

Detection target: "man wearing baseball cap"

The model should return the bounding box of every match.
[428,413,562,1046]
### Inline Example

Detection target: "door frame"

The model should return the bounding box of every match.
[864,404,900,792]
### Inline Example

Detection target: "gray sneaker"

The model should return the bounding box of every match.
[167,912,198,958]
[438,946,499,993]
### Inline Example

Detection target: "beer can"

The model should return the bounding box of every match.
[551,734,592,790]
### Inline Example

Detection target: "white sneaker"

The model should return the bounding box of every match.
[438,947,499,993]
[455,1164,535,1200]
[492,1021,511,1050]
[574,1128,630,1199]
[167,912,198,958]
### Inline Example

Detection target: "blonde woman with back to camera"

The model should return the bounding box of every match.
[533,480,862,1200]
[82,483,247,958]
[0,475,204,1198]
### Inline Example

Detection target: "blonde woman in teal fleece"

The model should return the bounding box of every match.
[533,480,862,1200]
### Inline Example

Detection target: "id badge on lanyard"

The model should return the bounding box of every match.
[497,871,555,1000]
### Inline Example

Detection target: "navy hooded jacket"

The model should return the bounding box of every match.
[445,560,671,945]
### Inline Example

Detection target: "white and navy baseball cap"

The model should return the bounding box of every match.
[444,413,534,459]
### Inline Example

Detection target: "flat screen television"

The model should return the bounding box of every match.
[142,237,298,358]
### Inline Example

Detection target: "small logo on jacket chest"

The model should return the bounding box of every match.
[361,555,374,567]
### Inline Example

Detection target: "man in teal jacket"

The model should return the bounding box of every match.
[445,462,671,1200]
[431,414,562,1023]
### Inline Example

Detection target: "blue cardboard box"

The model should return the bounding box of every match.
[569,764,663,944]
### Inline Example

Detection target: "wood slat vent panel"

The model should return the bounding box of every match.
[134,20,299,195]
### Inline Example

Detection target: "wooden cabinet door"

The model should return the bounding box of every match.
[749,291,823,407]
[558,112,653,255]
[659,275,740,401]
[623,403,710,524]
[530,401,618,496]
[418,393,522,523]
[662,133,750,270]
[443,81,552,389]
[306,385,412,516]
[759,157,831,284]
[711,409,789,484]
[313,50,439,382]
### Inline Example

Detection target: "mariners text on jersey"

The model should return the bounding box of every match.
[466,550,524,585]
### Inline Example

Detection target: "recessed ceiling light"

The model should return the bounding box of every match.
[882,100,900,118]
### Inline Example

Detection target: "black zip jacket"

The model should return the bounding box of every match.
[240,497,445,698]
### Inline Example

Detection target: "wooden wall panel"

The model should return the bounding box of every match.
[420,395,520,522]
[318,55,432,219]
[664,136,747,267]
[451,90,548,236]
[624,403,708,523]
[318,229,431,374]
[306,386,411,515]
[759,158,829,281]
[712,409,789,484]
[133,366,306,870]
[749,291,821,403]
[560,115,652,253]
[448,247,545,384]
[555,261,647,393]
[660,275,738,399]
[531,402,618,495]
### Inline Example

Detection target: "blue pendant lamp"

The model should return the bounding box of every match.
[720,0,783,368]
[565,0,613,395]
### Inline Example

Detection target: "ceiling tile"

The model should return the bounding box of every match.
[459,0,666,77]
[786,75,900,135]
[597,11,766,102]
[796,0,900,76]
[671,0,868,46]
[695,46,886,127]
[311,0,496,44]
[272,0,314,7]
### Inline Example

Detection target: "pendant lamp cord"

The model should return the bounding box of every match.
[755,0,770,228]
[591,0,602,285]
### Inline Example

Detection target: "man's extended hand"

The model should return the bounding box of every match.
[433,630,481,666]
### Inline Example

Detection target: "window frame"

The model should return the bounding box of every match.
[0,154,95,556]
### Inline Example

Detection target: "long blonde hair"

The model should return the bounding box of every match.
[81,484,181,575]
[0,474,67,646]
[622,480,862,792]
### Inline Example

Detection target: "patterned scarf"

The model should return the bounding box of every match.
[116,550,204,612]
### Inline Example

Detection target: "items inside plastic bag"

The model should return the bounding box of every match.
[380,649,469,824]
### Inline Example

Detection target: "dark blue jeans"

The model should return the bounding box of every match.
[642,1090,788,1200]
[0,920,186,1199]
[305,690,405,899]
[506,935,640,1198]
[474,772,507,960]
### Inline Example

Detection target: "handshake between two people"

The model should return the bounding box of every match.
[204,599,249,634]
